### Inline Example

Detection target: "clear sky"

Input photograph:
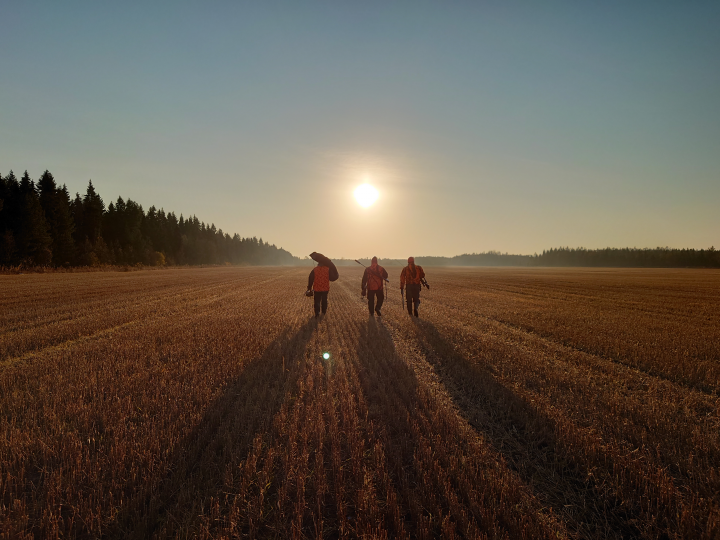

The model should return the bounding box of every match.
[2,2,718,258]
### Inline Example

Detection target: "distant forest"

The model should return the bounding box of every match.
[530,247,719,268]
[413,247,718,268]
[356,248,719,268]
[0,170,298,267]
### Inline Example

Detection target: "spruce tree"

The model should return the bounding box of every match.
[0,171,20,264]
[4,172,22,225]
[37,170,57,213]
[18,171,52,265]
[55,185,76,265]
[70,192,85,244]
[37,171,76,266]
[0,173,6,262]
[82,180,105,244]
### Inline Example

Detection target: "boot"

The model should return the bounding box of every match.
[414,308,419,317]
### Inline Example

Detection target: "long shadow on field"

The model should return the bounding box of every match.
[353,318,558,539]
[410,319,641,540]
[108,317,318,539]
[355,317,420,462]
[353,318,424,535]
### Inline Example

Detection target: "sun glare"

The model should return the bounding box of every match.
[354,183,379,207]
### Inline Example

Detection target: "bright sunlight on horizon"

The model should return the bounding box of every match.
[353,183,379,208]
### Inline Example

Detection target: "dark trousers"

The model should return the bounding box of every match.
[406,284,421,315]
[367,289,384,314]
[314,291,328,315]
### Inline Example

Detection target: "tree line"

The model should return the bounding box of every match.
[532,246,719,268]
[0,170,299,267]
[408,248,719,268]
[329,246,720,268]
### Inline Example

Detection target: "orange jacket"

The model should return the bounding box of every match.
[400,264,425,288]
[362,263,388,292]
[311,265,330,292]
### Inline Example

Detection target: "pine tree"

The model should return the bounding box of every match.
[55,185,77,265]
[37,171,76,266]
[18,171,52,265]
[70,192,85,244]
[0,171,20,264]
[0,171,7,229]
[2,171,21,232]
[82,180,105,244]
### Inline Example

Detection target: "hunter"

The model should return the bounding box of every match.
[307,252,338,318]
[361,256,389,317]
[400,256,426,317]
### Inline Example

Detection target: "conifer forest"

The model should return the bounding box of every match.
[0,170,297,268]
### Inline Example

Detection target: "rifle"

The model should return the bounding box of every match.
[420,277,430,290]
[354,259,389,283]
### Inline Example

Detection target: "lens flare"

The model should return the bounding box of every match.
[354,184,379,207]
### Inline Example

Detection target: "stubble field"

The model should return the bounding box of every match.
[1,266,718,539]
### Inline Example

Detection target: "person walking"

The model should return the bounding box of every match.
[361,256,389,317]
[400,256,425,317]
[307,252,338,318]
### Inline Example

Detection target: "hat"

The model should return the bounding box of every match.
[408,257,415,264]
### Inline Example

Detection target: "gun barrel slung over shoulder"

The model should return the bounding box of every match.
[355,259,389,283]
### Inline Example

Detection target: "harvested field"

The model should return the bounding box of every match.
[1,267,718,539]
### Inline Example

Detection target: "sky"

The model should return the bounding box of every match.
[1,1,718,259]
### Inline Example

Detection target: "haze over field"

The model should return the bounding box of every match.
[2,2,718,258]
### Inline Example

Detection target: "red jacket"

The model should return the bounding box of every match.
[400,264,425,288]
[362,263,388,292]
[309,265,330,292]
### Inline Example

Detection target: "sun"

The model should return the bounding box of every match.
[354,183,379,207]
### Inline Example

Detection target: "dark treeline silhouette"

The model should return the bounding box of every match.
[341,252,533,267]
[533,246,719,268]
[0,170,299,267]
[424,252,534,266]
[349,247,719,268]
[414,248,718,268]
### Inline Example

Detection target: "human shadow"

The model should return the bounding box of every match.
[355,316,421,447]
[351,317,423,534]
[107,317,318,539]
[409,318,641,540]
